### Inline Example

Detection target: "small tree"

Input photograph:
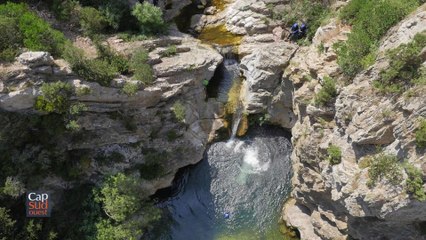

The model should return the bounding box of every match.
[131,2,167,34]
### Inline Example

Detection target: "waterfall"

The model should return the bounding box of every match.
[230,103,243,139]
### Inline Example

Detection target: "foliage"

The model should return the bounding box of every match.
[69,102,88,115]
[367,153,402,187]
[2,177,25,198]
[65,120,80,132]
[160,45,177,58]
[0,16,21,62]
[0,2,67,60]
[94,173,161,239]
[374,33,426,93]
[50,0,79,22]
[122,82,139,96]
[64,46,117,86]
[279,0,330,41]
[314,76,337,106]
[34,81,73,114]
[129,48,153,85]
[76,86,92,96]
[140,150,167,180]
[131,2,167,35]
[327,145,342,165]
[0,207,15,240]
[19,13,66,57]
[79,7,108,36]
[95,219,138,240]
[172,101,186,123]
[96,43,129,74]
[337,0,419,77]
[415,119,426,149]
[404,163,426,201]
[96,173,142,222]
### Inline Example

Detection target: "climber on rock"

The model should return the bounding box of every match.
[288,23,300,41]
[300,23,308,38]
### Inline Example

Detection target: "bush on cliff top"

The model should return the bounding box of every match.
[337,0,420,78]
[131,2,167,35]
[374,32,426,93]
[0,2,67,61]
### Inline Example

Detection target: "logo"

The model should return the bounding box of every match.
[26,191,52,217]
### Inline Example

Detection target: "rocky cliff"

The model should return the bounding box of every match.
[282,4,426,240]
[0,34,223,196]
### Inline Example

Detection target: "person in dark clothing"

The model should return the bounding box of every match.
[288,23,299,41]
[300,23,308,37]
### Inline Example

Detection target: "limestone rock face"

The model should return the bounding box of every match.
[240,42,297,111]
[0,35,224,195]
[282,4,426,240]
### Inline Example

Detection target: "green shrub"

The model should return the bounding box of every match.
[129,48,153,85]
[0,207,16,239]
[95,173,142,222]
[95,219,138,240]
[2,177,25,198]
[314,76,337,106]
[96,43,129,74]
[0,16,21,61]
[75,86,92,96]
[139,162,164,180]
[279,0,330,41]
[0,2,67,58]
[337,0,419,78]
[374,33,426,93]
[19,12,67,56]
[99,1,130,31]
[172,101,186,123]
[34,81,73,114]
[404,163,426,201]
[415,119,426,149]
[166,130,180,141]
[65,120,80,132]
[64,46,117,86]
[160,45,177,58]
[327,145,342,165]
[131,2,167,35]
[50,0,79,22]
[367,153,402,187]
[79,6,108,36]
[139,150,167,180]
[122,82,139,96]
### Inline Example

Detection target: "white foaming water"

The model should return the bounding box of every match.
[243,148,270,173]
